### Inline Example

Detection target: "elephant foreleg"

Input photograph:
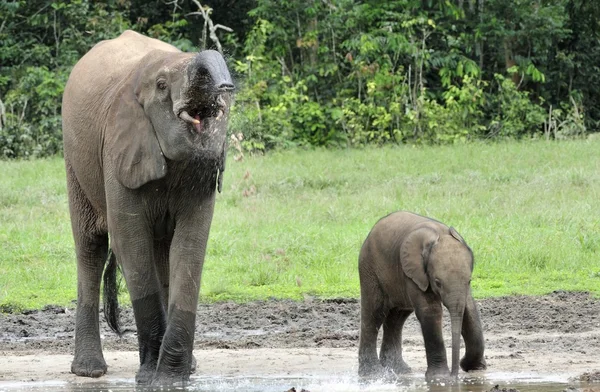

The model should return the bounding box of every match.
[460,291,487,372]
[153,239,197,374]
[131,291,167,384]
[153,200,216,385]
[108,213,166,385]
[408,283,450,381]
[380,308,412,374]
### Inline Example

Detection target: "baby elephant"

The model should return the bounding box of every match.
[358,211,486,381]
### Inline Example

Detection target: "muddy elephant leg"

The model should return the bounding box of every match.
[358,279,386,377]
[460,291,487,372]
[153,239,196,374]
[408,283,450,381]
[71,232,109,377]
[153,198,216,385]
[109,214,165,385]
[66,166,109,378]
[380,308,413,374]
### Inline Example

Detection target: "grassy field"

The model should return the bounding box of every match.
[1,139,599,309]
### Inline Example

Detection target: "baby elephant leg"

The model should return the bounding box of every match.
[358,289,385,377]
[380,308,413,374]
[460,293,487,372]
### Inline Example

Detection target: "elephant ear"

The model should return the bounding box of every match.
[400,227,439,291]
[449,226,474,271]
[108,83,166,189]
[449,227,465,244]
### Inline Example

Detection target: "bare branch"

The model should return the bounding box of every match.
[165,0,183,21]
[213,24,233,33]
[187,0,233,54]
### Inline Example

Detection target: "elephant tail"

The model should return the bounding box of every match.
[103,248,122,336]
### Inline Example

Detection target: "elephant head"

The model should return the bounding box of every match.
[108,49,234,189]
[400,225,474,378]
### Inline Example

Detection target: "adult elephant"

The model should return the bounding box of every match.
[62,30,234,385]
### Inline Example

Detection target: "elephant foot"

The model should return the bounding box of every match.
[381,358,412,375]
[135,361,157,385]
[358,359,382,378]
[151,370,191,387]
[71,354,107,378]
[136,362,193,385]
[460,356,487,372]
[425,367,452,383]
[359,361,398,383]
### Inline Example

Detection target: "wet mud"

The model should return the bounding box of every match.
[487,386,520,392]
[1,291,599,355]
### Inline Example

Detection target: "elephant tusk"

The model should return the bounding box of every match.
[180,110,200,124]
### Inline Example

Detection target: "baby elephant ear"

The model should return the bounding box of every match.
[449,227,466,244]
[108,85,166,189]
[400,227,439,291]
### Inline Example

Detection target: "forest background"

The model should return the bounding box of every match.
[2,1,600,308]
[1,0,599,157]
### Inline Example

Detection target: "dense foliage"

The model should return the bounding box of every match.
[1,0,599,157]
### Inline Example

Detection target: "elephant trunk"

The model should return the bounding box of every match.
[188,50,234,93]
[184,50,234,112]
[450,310,464,378]
[179,50,233,158]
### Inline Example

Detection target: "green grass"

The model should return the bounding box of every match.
[1,139,600,309]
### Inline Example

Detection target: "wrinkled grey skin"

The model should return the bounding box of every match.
[358,211,486,382]
[62,30,234,386]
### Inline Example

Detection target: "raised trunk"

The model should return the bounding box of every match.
[179,50,234,158]
[187,50,234,96]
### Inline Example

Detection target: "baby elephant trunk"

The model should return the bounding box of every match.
[450,310,465,378]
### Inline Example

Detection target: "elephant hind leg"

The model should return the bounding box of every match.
[380,308,413,374]
[70,226,110,377]
[66,163,109,377]
[358,278,386,378]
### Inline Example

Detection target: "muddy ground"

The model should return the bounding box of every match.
[1,291,600,389]
[2,290,599,353]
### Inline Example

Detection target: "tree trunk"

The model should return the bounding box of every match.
[504,39,521,86]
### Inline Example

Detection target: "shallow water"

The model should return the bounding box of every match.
[0,372,588,392]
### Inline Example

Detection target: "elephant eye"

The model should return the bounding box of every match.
[157,80,168,90]
[435,279,442,288]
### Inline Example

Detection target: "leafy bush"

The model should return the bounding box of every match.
[488,74,547,139]
[1,66,66,158]
[0,0,135,158]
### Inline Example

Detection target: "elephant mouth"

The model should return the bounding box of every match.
[179,95,227,135]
